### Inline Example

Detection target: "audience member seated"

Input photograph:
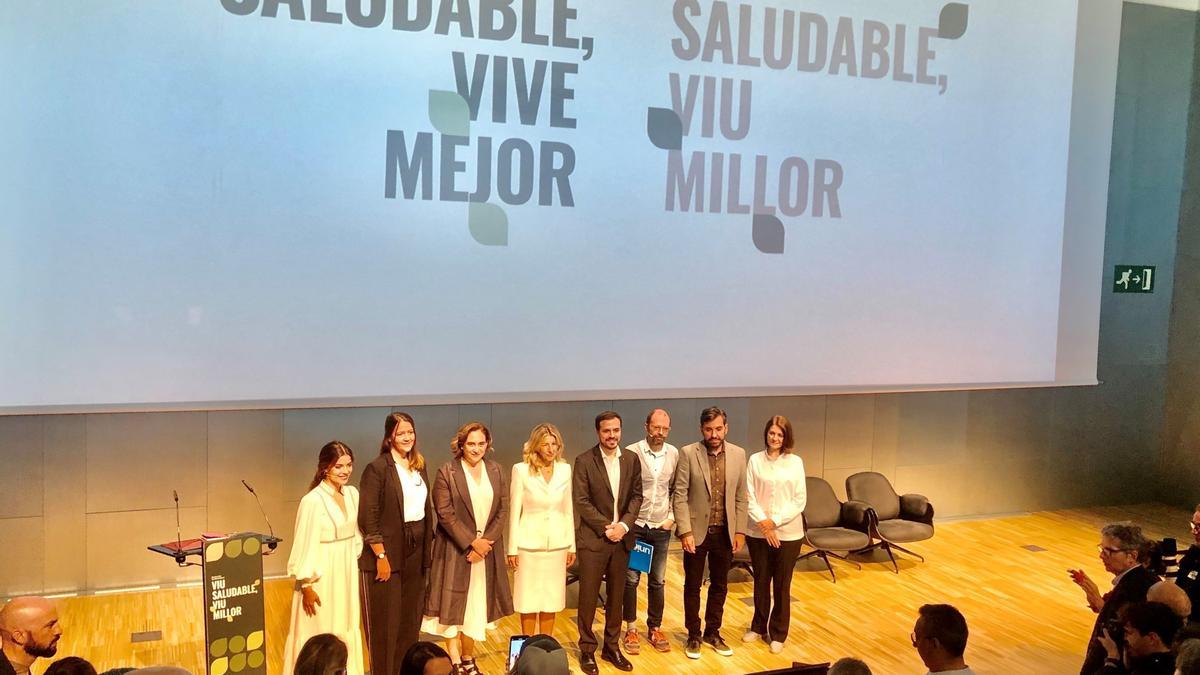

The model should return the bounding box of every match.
[1176,623,1200,644]
[295,634,348,675]
[44,658,97,675]
[1140,540,1168,578]
[1146,581,1192,621]
[828,657,872,675]
[399,642,452,675]
[0,596,63,675]
[1095,601,1180,674]
[1176,505,1200,623]
[1176,638,1200,675]
[511,634,570,675]
[1072,522,1159,675]
[910,604,974,675]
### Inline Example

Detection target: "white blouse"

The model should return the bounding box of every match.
[287,482,362,583]
[395,463,428,522]
[745,451,807,542]
[507,462,575,555]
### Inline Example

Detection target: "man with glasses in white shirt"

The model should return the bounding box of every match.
[622,408,679,655]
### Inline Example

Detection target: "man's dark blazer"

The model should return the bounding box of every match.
[0,651,17,675]
[1175,544,1200,622]
[1082,565,1158,675]
[573,444,644,552]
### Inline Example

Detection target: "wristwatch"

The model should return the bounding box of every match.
[376,551,387,560]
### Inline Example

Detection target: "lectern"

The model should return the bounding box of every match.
[149,533,282,675]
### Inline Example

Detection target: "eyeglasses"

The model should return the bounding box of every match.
[648,425,670,434]
[1188,521,1200,533]
[1097,545,1133,556]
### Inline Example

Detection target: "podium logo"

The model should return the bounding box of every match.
[209,631,265,675]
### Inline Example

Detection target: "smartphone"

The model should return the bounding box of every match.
[507,634,530,672]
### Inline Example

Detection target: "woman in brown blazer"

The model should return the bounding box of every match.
[358,412,434,675]
[421,422,513,675]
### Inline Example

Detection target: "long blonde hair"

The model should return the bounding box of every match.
[522,423,565,472]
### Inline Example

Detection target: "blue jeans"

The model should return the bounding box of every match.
[622,524,672,629]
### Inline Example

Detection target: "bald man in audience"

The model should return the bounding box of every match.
[1177,505,1200,622]
[1147,580,1192,621]
[0,596,63,675]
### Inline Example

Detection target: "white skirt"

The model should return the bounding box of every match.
[421,554,493,642]
[512,549,568,614]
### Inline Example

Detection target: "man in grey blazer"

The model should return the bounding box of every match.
[672,406,749,660]
[574,411,644,674]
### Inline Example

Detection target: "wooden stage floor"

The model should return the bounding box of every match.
[25,503,1192,674]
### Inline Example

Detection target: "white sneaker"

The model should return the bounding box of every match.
[769,641,784,654]
[742,631,761,643]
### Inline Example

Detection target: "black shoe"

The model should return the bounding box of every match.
[703,633,733,656]
[685,637,702,660]
[579,652,599,675]
[601,648,633,671]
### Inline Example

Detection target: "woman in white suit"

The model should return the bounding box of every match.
[506,422,576,637]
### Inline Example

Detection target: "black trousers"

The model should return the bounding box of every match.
[746,536,802,641]
[361,519,426,675]
[682,525,733,639]
[576,541,630,654]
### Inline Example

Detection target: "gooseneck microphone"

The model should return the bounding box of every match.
[172,489,184,564]
[242,480,275,539]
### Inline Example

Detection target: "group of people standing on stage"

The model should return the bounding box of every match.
[282,405,810,675]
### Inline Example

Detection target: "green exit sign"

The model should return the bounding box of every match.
[1113,265,1156,293]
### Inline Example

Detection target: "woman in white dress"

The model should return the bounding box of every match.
[283,440,365,675]
[422,422,513,675]
[506,423,575,637]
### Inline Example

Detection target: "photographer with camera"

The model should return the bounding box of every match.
[1094,601,1180,674]
[1069,522,1159,675]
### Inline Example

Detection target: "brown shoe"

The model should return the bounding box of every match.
[623,628,641,655]
[648,627,671,652]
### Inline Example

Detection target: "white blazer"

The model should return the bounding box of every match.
[507,461,575,555]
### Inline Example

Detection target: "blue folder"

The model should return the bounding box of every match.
[628,539,653,573]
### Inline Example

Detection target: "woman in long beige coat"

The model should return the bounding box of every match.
[421,422,513,675]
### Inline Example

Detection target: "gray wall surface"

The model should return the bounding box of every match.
[2,3,1196,596]
[1162,12,1200,510]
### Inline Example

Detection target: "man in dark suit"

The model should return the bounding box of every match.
[1173,504,1200,621]
[574,411,644,675]
[1070,522,1159,675]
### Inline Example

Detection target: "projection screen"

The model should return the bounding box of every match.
[0,0,1117,412]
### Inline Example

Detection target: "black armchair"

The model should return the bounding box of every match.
[845,471,934,573]
[796,476,872,582]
